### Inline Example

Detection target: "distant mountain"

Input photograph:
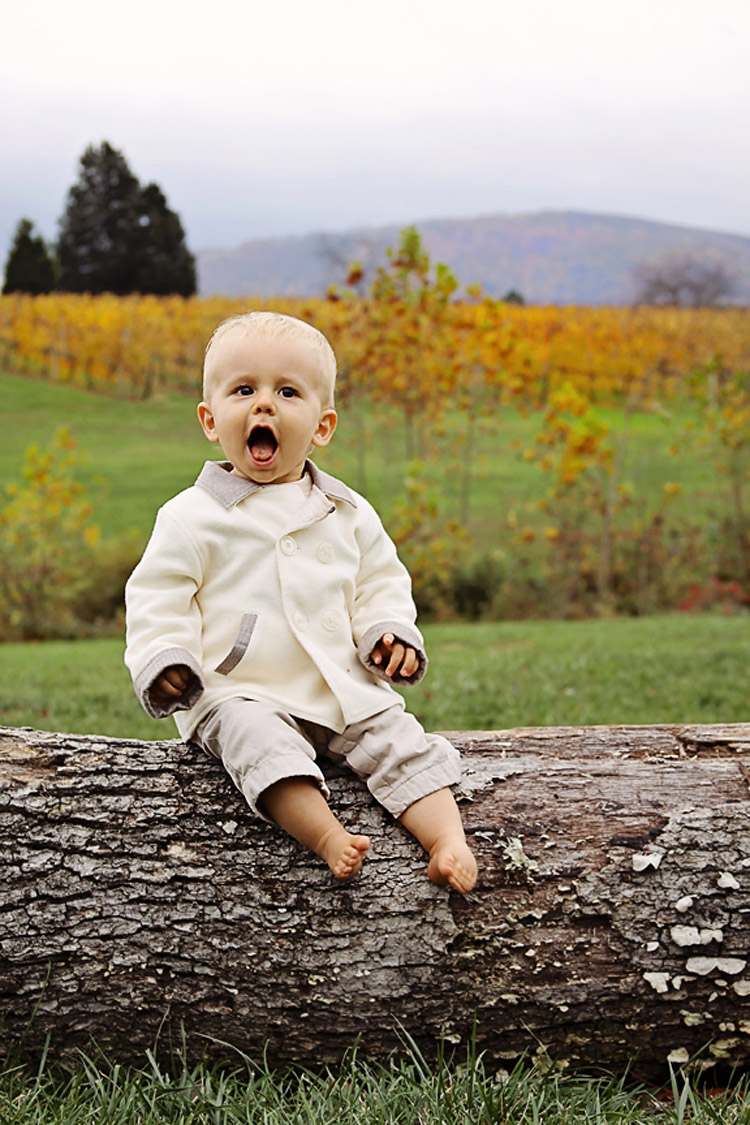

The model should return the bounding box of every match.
[197,210,750,306]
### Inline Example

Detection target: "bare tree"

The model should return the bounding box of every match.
[632,249,738,307]
[316,232,383,294]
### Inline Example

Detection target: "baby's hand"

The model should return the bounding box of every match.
[150,665,193,706]
[370,633,420,680]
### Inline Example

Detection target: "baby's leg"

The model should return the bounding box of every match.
[260,777,370,879]
[329,707,475,891]
[195,702,368,879]
[399,787,478,893]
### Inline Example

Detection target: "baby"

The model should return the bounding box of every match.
[125,311,477,892]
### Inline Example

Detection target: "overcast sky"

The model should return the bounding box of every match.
[2,0,749,266]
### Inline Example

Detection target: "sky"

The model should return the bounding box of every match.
[2,0,749,268]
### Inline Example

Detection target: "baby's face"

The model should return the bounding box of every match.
[197,330,337,484]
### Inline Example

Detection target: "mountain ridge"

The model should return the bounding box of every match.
[197,209,750,305]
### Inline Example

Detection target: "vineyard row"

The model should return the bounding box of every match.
[0,293,748,409]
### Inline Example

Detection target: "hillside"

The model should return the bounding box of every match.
[197,210,750,305]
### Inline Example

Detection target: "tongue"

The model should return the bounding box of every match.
[250,432,276,462]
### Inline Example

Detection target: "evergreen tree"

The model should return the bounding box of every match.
[2,219,55,294]
[132,183,197,297]
[57,142,141,294]
[57,142,196,296]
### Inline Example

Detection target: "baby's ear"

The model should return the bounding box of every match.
[312,408,337,448]
[197,402,220,442]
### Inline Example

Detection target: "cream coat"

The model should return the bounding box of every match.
[124,461,426,737]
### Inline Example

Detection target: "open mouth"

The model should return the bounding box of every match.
[248,427,278,464]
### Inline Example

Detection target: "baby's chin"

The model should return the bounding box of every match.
[229,462,306,485]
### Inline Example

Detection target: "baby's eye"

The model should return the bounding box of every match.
[279,386,298,399]
[235,385,253,396]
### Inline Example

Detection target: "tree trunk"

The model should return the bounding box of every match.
[3,722,750,1079]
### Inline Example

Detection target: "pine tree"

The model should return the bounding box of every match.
[57,142,196,296]
[2,219,55,294]
[57,142,141,294]
[132,183,197,297]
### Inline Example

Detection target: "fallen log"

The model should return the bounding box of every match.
[2,722,750,1078]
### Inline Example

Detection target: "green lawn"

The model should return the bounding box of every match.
[0,369,724,555]
[3,613,747,739]
[2,371,213,542]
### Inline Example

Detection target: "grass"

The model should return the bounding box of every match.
[0,370,725,554]
[2,613,748,740]
[411,613,750,731]
[2,371,212,542]
[2,1035,748,1124]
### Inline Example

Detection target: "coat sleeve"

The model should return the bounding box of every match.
[350,498,427,686]
[124,508,205,719]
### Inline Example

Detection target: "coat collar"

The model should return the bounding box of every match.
[195,460,357,511]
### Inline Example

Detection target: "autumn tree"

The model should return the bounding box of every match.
[2,218,55,294]
[317,231,380,295]
[57,142,196,296]
[633,249,737,307]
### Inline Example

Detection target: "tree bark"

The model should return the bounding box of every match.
[3,722,750,1079]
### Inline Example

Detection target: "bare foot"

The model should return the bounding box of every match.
[427,837,478,893]
[317,826,370,879]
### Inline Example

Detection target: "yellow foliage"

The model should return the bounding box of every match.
[2,295,747,413]
[0,428,103,639]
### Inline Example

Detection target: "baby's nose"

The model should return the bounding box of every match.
[253,389,275,412]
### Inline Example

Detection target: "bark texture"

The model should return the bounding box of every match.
[3,722,750,1078]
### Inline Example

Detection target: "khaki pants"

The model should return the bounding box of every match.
[194,698,461,821]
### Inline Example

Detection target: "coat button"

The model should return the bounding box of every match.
[317,543,334,564]
[281,536,297,556]
[292,610,308,630]
[321,610,342,632]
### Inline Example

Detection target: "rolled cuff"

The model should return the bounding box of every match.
[133,647,204,719]
[357,621,427,685]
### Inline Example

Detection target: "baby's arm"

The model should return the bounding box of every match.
[351,498,428,685]
[350,501,427,684]
[124,507,205,719]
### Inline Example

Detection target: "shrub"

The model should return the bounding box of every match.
[449,550,506,620]
[0,429,137,640]
[72,532,144,630]
[388,466,468,618]
[0,429,100,639]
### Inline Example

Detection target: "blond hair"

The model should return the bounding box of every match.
[202,311,337,407]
